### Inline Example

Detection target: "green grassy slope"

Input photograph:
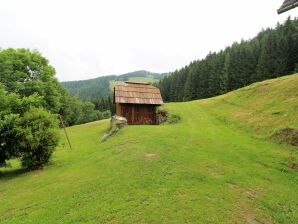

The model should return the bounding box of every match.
[1,75,297,224]
[201,73,298,138]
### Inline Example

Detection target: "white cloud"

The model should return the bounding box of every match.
[0,0,296,81]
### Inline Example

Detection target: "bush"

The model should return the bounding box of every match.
[156,108,168,124]
[0,107,59,170]
[167,114,181,124]
[18,108,60,169]
[102,110,111,119]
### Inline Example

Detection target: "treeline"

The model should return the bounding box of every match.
[158,17,298,102]
[91,96,115,115]
[62,76,113,100]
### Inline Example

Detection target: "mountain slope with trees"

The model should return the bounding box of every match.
[61,70,168,100]
[158,17,298,102]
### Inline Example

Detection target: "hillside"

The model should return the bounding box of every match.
[202,73,298,139]
[1,74,297,223]
[61,71,168,100]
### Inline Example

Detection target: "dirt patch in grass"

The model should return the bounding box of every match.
[4,208,15,215]
[288,162,298,170]
[239,208,273,224]
[243,188,261,200]
[236,202,272,224]
[145,153,157,159]
[257,83,271,91]
[178,191,189,198]
[231,186,269,223]
[227,182,237,189]
[270,128,298,146]
[288,157,298,171]
[233,111,252,119]
[113,140,138,154]
[239,207,257,224]
[115,140,138,149]
[211,172,224,178]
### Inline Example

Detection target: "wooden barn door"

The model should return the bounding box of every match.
[134,105,156,125]
[121,104,133,124]
[120,104,156,125]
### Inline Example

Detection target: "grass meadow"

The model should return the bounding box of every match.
[0,74,297,223]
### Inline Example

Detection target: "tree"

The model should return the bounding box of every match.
[220,52,231,93]
[0,48,63,113]
[0,88,59,169]
[18,108,60,169]
[0,114,21,167]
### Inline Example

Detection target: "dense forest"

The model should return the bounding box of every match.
[158,17,298,102]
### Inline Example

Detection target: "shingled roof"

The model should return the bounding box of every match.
[114,82,164,105]
[278,0,298,14]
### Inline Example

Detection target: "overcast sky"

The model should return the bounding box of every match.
[0,0,296,81]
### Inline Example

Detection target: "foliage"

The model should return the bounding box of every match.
[18,108,60,169]
[91,96,115,115]
[0,114,21,167]
[166,113,181,124]
[0,48,106,126]
[158,17,298,102]
[0,86,59,169]
[1,74,297,223]
[0,48,107,169]
[0,48,63,113]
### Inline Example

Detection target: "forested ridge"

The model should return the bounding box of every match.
[61,70,168,100]
[158,17,298,102]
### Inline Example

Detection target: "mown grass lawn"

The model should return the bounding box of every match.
[0,75,297,224]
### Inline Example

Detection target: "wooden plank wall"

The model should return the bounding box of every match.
[116,103,156,125]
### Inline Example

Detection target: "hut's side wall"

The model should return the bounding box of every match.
[115,103,122,116]
[117,104,156,125]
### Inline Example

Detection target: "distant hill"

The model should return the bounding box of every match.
[61,70,168,100]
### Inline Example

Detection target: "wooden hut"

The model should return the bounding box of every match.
[277,0,298,14]
[114,82,164,125]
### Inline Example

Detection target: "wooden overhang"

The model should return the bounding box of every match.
[277,0,298,14]
[114,82,164,105]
